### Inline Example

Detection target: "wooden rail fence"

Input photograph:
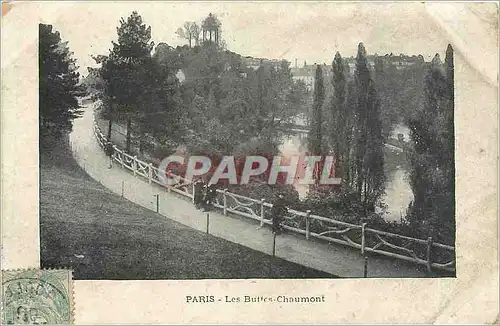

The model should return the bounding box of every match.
[93,120,456,273]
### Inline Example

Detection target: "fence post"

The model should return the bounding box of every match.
[206,213,210,234]
[223,189,228,216]
[361,223,367,255]
[260,198,265,227]
[426,236,433,274]
[191,182,195,203]
[363,256,368,278]
[156,194,159,213]
[148,163,152,184]
[133,156,137,176]
[305,210,311,240]
[120,152,124,168]
[121,181,124,199]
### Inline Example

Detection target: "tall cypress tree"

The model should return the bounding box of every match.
[345,79,358,191]
[330,52,351,184]
[353,43,371,201]
[408,48,455,244]
[363,80,385,211]
[308,65,326,181]
[352,43,385,215]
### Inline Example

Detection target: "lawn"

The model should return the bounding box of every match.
[39,135,335,280]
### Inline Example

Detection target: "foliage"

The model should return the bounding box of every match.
[373,55,426,138]
[406,46,455,245]
[328,52,354,185]
[39,24,82,140]
[176,22,201,48]
[82,11,457,246]
[89,12,183,155]
[201,13,222,46]
[171,43,307,158]
[352,43,385,214]
[307,65,326,158]
[313,44,385,219]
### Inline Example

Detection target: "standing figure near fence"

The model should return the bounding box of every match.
[193,179,204,209]
[203,183,218,211]
[271,194,288,235]
[105,140,114,169]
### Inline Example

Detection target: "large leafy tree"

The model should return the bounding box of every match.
[94,11,154,152]
[176,22,201,48]
[39,24,82,140]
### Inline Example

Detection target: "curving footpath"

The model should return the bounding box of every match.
[69,102,427,278]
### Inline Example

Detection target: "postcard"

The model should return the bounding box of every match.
[1,1,498,324]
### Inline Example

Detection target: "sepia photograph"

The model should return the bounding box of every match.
[37,3,460,281]
[2,1,498,324]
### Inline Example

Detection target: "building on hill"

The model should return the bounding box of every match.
[290,66,314,91]
[242,56,259,69]
[343,54,425,75]
[290,62,331,91]
[289,53,427,91]
[242,56,283,70]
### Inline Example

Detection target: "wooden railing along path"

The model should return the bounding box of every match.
[93,121,456,273]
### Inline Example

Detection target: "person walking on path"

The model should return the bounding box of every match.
[203,183,218,211]
[193,179,204,209]
[105,140,115,169]
[271,194,288,235]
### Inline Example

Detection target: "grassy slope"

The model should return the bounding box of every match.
[39,135,334,280]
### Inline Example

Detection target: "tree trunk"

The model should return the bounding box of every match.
[126,118,132,153]
[356,156,363,201]
[139,127,145,155]
[107,104,113,141]
[107,118,113,141]
[363,170,368,217]
[139,138,144,154]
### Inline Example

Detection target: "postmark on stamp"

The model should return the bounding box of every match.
[1,269,73,324]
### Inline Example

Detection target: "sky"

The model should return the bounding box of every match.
[38,2,453,76]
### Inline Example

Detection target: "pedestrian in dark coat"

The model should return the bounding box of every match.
[271,194,288,234]
[203,183,218,210]
[193,179,204,209]
[105,141,114,168]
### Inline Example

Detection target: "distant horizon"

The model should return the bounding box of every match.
[39,2,450,76]
[78,41,444,77]
[239,51,437,67]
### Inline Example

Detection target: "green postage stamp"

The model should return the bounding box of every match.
[1,269,73,324]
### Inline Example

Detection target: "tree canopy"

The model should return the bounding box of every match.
[407,46,455,245]
[39,24,82,140]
